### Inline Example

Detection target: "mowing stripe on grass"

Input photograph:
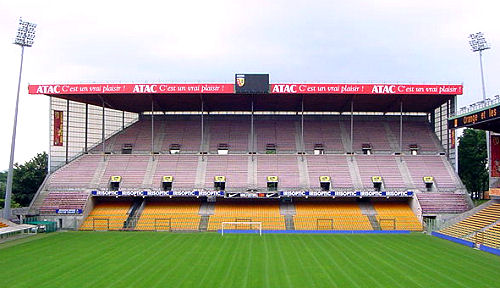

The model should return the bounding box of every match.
[2,232,500,288]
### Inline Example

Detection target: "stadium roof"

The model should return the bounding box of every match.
[28,82,462,113]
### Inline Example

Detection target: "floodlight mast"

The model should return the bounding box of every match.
[3,19,37,220]
[468,32,491,195]
[469,32,490,101]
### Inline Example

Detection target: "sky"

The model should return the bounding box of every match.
[0,0,499,171]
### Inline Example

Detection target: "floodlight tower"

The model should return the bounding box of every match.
[469,32,490,101]
[3,19,37,220]
[468,32,491,193]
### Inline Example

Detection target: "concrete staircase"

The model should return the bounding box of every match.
[280,201,296,230]
[358,201,380,230]
[123,198,144,230]
[347,156,363,189]
[142,156,158,188]
[199,201,215,216]
[89,156,108,189]
[383,122,400,152]
[199,216,209,231]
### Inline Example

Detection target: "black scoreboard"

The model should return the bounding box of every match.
[449,104,499,129]
[235,74,269,94]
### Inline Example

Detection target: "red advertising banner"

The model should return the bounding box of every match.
[270,84,463,95]
[28,83,234,95]
[53,110,63,146]
[28,83,463,95]
[492,135,500,177]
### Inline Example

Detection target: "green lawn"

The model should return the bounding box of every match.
[1,232,500,287]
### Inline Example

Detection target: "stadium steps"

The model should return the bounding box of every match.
[297,156,310,189]
[89,157,108,189]
[248,156,257,189]
[199,216,209,231]
[339,120,352,152]
[199,201,215,216]
[396,157,415,188]
[285,215,295,230]
[195,156,208,190]
[358,201,381,230]
[295,121,304,152]
[383,122,400,152]
[200,119,209,153]
[279,201,296,216]
[123,198,144,230]
[368,215,381,230]
[440,156,465,190]
[141,156,157,188]
[153,120,166,152]
[347,156,363,189]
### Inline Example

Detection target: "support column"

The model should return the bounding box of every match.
[151,98,154,154]
[251,100,254,160]
[85,103,88,153]
[201,95,204,160]
[446,100,450,157]
[400,98,403,154]
[102,99,105,157]
[301,96,305,155]
[350,98,354,153]
[66,99,69,163]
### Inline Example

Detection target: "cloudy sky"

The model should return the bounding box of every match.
[0,0,499,170]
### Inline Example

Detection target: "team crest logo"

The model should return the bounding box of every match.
[494,137,500,145]
[236,75,245,87]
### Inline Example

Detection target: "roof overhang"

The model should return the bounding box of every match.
[28,83,462,113]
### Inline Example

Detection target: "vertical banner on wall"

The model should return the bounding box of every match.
[53,110,63,146]
[451,129,456,149]
[491,135,500,177]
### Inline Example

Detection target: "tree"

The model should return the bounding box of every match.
[9,152,48,207]
[458,129,489,196]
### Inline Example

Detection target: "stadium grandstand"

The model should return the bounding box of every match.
[25,74,471,232]
[431,96,500,254]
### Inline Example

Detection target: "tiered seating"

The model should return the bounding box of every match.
[99,155,150,188]
[108,120,161,152]
[416,193,468,214]
[439,203,500,238]
[351,121,391,152]
[468,223,500,248]
[404,156,456,189]
[256,155,300,188]
[204,155,248,189]
[39,191,88,214]
[373,202,422,231]
[255,120,297,152]
[152,155,198,189]
[306,155,353,188]
[80,202,131,230]
[208,201,285,231]
[303,120,343,152]
[47,155,101,189]
[356,155,405,189]
[294,201,372,230]
[388,120,442,153]
[136,201,201,231]
[208,120,250,152]
[161,120,201,153]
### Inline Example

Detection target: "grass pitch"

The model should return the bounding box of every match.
[1,232,500,288]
